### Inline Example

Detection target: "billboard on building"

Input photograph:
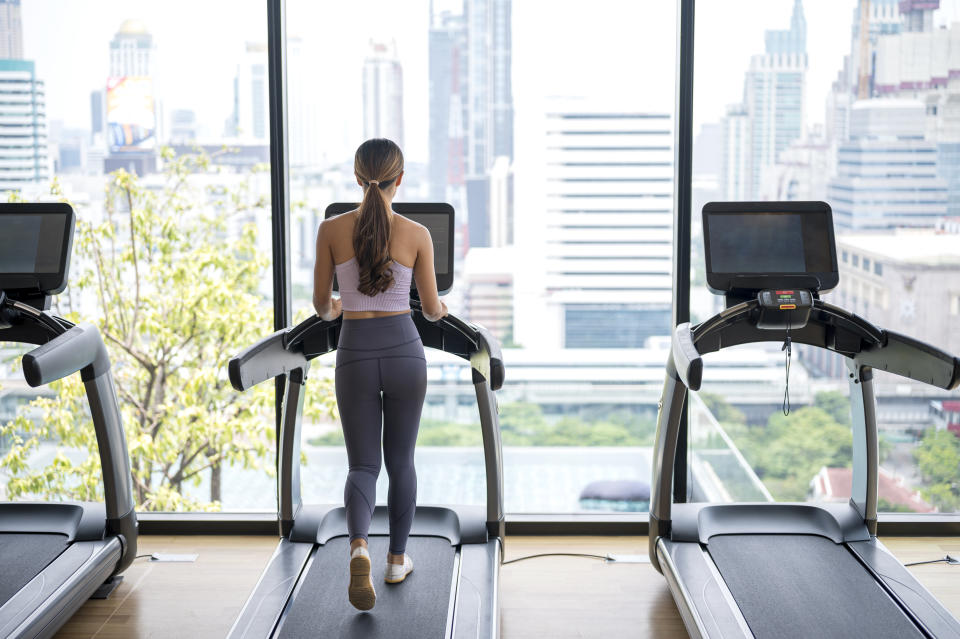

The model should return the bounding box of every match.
[106,76,156,153]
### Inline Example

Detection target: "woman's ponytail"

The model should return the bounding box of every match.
[353,138,404,296]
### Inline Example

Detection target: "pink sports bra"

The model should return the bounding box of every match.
[335,256,413,312]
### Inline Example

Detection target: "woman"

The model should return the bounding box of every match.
[312,138,448,611]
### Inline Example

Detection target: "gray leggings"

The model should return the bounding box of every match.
[335,313,427,554]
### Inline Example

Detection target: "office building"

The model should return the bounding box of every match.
[428,11,467,201]
[362,39,404,147]
[827,99,948,230]
[721,0,807,200]
[542,110,673,349]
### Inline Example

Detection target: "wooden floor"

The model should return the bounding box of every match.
[54,535,960,639]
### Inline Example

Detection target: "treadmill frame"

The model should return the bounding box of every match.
[648,298,960,639]
[226,304,505,638]
[0,314,138,639]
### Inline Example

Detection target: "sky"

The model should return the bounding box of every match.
[21,0,960,164]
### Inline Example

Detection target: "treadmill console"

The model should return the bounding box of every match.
[757,288,814,330]
[325,202,455,295]
[702,201,838,304]
[0,203,75,310]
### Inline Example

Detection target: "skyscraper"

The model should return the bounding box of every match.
[228,42,269,141]
[465,0,513,175]
[542,110,674,349]
[0,60,48,190]
[105,20,158,174]
[0,0,48,191]
[720,104,749,200]
[362,40,404,147]
[287,35,324,171]
[0,0,22,59]
[109,19,153,77]
[721,0,807,200]
[462,0,514,249]
[827,100,948,230]
[428,10,467,201]
[900,0,938,33]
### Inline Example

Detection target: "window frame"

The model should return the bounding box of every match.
[130,0,958,533]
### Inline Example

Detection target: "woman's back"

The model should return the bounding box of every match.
[318,209,443,320]
[324,209,421,269]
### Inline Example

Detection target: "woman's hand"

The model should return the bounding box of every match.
[317,297,343,322]
[423,300,448,323]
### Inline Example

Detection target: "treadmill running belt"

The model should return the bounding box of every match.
[277,536,456,639]
[708,534,924,639]
[0,533,71,607]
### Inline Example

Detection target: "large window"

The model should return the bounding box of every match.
[0,1,277,512]
[691,0,960,514]
[285,0,677,515]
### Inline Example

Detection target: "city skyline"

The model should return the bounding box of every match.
[24,0,954,167]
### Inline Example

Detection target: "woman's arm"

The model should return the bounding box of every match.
[312,221,342,321]
[413,225,447,322]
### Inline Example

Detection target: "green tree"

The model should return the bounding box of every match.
[498,402,550,445]
[538,418,635,446]
[699,392,747,426]
[914,428,960,511]
[1,150,336,511]
[732,406,852,501]
[814,390,851,426]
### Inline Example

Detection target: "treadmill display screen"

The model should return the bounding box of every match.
[702,202,838,294]
[0,214,67,275]
[709,213,819,274]
[401,212,449,275]
[0,204,75,296]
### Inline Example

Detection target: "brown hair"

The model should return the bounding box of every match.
[353,138,405,296]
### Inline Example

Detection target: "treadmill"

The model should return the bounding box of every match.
[0,204,138,639]
[650,201,960,639]
[226,203,504,639]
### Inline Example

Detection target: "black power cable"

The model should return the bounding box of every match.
[502,552,610,565]
[905,555,959,567]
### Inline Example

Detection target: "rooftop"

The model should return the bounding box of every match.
[837,232,960,266]
[813,466,937,513]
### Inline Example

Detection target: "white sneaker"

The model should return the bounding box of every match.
[384,554,414,584]
[348,546,376,610]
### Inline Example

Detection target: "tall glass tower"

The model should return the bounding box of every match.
[722,0,807,200]
[0,0,48,191]
[362,40,404,148]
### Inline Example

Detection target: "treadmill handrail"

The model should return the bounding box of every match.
[228,304,507,540]
[22,323,112,386]
[230,306,505,391]
[649,298,960,573]
[0,312,138,574]
[672,324,702,392]
[228,327,307,392]
[689,299,958,390]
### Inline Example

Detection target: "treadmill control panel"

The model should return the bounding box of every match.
[757,289,813,330]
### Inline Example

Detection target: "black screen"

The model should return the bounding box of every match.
[403,212,449,274]
[702,202,838,295]
[707,211,834,275]
[0,214,67,274]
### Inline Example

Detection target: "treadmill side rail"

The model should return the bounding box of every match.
[453,540,501,639]
[0,538,122,639]
[848,539,960,639]
[227,540,313,639]
[656,539,752,639]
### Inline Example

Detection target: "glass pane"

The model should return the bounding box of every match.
[692,0,960,513]
[287,0,677,515]
[1,1,275,513]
